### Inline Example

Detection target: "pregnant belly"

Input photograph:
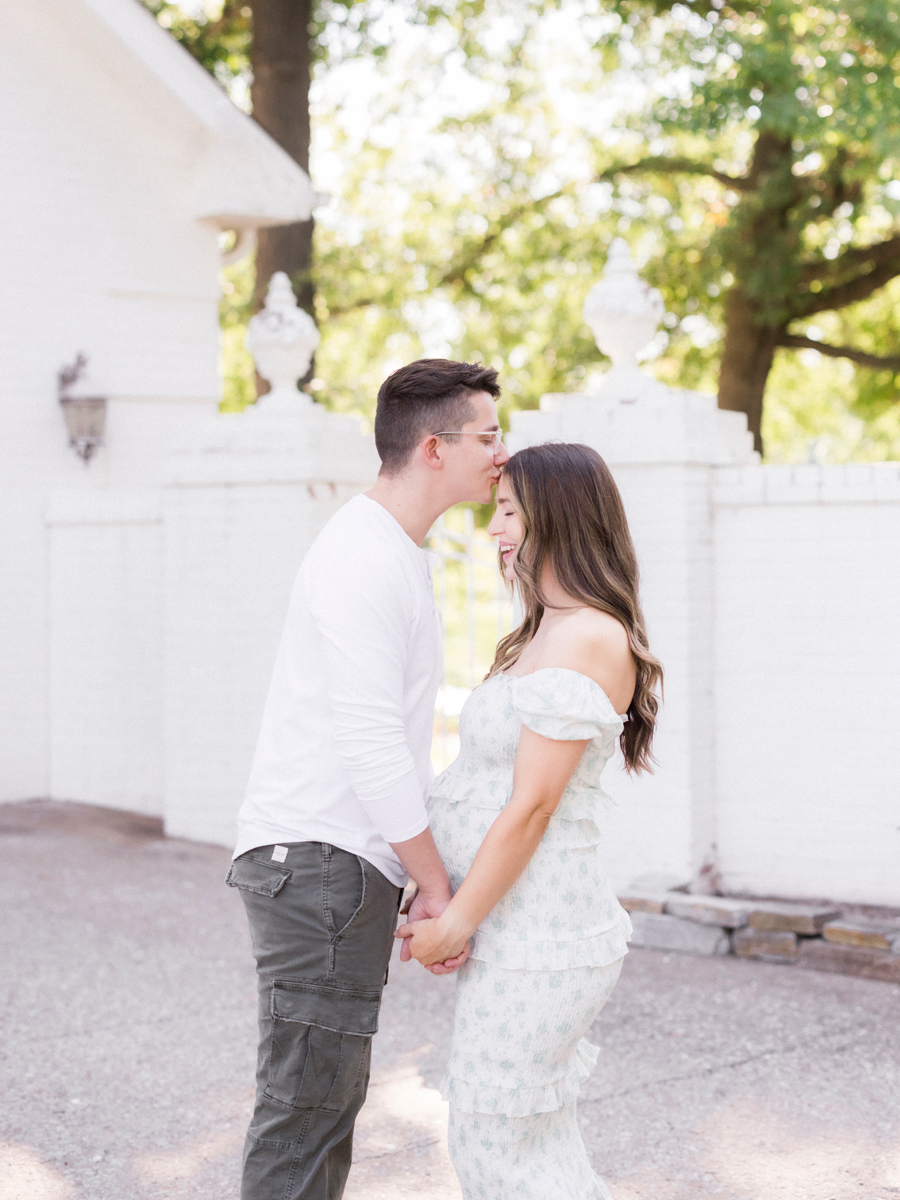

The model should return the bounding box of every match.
[429,800,626,954]
[428,800,495,892]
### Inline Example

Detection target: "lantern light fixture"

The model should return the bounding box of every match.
[58,353,107,463]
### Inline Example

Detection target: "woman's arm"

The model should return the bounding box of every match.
[395,726,588,966]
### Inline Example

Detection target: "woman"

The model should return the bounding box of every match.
[396,442,662,1199]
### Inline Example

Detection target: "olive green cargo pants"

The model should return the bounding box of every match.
[227,842,402,1200]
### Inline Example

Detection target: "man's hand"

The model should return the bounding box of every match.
[389,831,467,972]
[395,909,471,968]
[397,888,470,973]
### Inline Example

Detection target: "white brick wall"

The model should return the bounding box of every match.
[511,390,900,907]
[597,464,718,892]
[161,405,380,845]
[1,0,219,806]
[714,465,900,905]
[47,497,164,814]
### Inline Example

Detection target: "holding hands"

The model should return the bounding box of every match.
[397,887,471,974]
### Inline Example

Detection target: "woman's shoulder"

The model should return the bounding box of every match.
[531,609,634,709]
[539,608,630,665]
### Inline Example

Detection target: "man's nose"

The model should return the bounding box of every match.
[494,439,510,466]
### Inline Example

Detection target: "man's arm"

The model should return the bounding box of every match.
[307,536,467,971]
[389,828,448,900]
[306,542,431,845]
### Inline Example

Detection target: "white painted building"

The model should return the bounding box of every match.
[0,0,319,809]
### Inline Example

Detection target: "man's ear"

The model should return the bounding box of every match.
[420,434,444,471]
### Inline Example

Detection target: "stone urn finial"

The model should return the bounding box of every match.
[245,272,321,410]
[583,239,666,370]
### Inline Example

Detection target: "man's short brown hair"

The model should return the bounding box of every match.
[374,359,501,474]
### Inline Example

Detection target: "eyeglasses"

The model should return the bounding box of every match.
[434,430,505,451]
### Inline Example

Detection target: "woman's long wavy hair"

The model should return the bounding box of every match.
[487,443,662,773]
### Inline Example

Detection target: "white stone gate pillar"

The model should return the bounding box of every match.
[507,241,756,892]
[161,276,380,844]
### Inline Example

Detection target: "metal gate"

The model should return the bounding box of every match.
[428,509,514,770]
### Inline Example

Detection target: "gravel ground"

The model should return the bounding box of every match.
[2,799,899,1200]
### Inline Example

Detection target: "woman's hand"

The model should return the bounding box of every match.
[395,909,471,968]
[397,887,471,972]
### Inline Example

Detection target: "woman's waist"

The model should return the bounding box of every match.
[428,766,510,802]
[428,769,615,820]
[431,816,606,868]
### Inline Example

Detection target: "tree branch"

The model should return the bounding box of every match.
[325,184,571,317]
[321,297,376,319]
[778,333,900,372]
[597,156,752,192]
[798,235,900,286]
[794,253,900,317]
[437,185,570,290]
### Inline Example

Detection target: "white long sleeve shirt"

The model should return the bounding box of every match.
[234,494,442,886]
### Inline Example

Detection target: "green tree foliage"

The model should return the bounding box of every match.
[146,0,900,461]
[308,6,629,427]
[139,0,471,98]
[595,0,900,448]
[141,0,252,93]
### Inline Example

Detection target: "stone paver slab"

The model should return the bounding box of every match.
[617,892,671,915]
[628,911,730,956]
[732,928,799,963]
[665,895,753,928]
[798,939,900,984]
[822,918,900,951]
[748,901,840,934]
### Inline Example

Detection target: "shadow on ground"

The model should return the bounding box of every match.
[2,800,899,1200]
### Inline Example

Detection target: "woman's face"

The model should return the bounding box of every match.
[487,480,525,581]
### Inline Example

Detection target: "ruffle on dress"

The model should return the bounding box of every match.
[507,668,626,744]
[471,914,632,971]
[428,773,617,826]
[441,1036,600,1117]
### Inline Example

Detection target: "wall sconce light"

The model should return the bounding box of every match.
[58,353,106,462]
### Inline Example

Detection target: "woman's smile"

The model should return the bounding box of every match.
[487,487,524,577]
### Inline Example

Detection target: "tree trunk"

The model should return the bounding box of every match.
[249,0,314,324]
[717,289,784,455]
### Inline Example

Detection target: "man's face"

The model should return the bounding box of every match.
[440,391,510,505]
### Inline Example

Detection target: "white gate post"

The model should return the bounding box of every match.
[161,277,380,845]
[508,240,756,893]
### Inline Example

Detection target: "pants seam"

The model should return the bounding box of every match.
[282,1108,314,1200]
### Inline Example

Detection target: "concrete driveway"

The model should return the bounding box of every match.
[2,800,899,1200]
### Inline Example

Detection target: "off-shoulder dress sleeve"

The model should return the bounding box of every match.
[509,667,626,742]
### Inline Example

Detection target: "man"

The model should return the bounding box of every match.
[226,359,509,1200]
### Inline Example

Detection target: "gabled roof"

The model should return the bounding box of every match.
[50,0,317,229]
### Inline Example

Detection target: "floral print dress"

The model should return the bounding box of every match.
[427,667,632,1200]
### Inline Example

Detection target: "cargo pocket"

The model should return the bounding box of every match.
[225,853,292,897]
[264,981,381,1112]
